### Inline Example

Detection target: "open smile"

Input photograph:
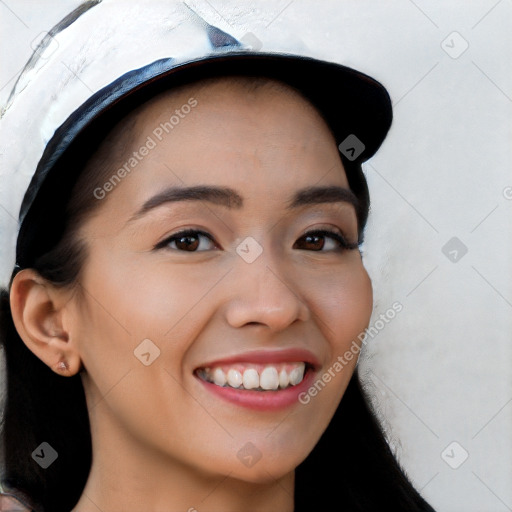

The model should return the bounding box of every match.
[196,362,309,391]
[194,349,320,411]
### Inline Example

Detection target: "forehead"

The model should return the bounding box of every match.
[82,74,351,227]
[133,77,341,172]
[139,77,337,161]
[133,76,331,136]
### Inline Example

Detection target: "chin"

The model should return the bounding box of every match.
[232,461,296,485]
[232,443,310,484]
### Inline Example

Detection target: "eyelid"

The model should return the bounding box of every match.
[300,227,360,250]
[153,228,219,251]
[301,222,358,244]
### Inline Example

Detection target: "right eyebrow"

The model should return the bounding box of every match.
[127,185,243,223]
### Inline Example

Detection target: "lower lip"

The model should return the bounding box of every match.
[196,369,316,411]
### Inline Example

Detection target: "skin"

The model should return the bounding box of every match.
[10,77,373,512]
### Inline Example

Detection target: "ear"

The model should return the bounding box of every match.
[9,268,83,376]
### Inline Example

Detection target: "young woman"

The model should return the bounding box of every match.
[0,2,436,511]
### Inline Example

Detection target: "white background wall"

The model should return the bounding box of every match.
[1,1,511,511]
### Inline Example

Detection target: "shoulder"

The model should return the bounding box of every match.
[0,491,35,511]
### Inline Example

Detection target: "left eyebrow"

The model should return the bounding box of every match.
[126,184,359,224]
[286,185,359,211]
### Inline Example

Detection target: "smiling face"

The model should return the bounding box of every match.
[64,76,373,494]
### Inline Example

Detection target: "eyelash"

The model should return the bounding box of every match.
[154,228,360,252]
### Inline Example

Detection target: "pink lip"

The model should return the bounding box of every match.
[196,348,321,370]
[197,369,317,411]
[194,348,320,411]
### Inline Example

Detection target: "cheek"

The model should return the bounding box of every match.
[311,259,373,354]
[74,249,227,385]
[336,266,373,346]
[73,256,209,454]
[297,259,372,410]
[79,244,215,335]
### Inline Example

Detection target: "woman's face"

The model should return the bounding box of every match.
[68,77,373,484]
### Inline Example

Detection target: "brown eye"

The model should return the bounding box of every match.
[294,229,358,252]
[156,229,217,252]
[174,234,200,251]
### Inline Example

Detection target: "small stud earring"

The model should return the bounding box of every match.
[56,360,69,372]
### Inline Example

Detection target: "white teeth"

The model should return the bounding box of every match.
[242,368,259,389]
[289,363,305,386]
[279,368,289,388]
[227,369,243,388]
[260,367,279,390]
[200,362,308,390]
[212,368,226,387]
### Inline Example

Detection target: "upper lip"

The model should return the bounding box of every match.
[195,348,321,371]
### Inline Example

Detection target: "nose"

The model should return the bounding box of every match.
[224,255,310,332]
